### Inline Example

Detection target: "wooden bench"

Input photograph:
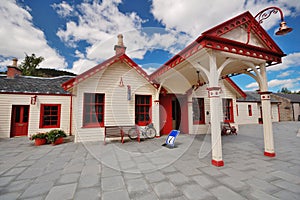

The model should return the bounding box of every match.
[104,126,135,144]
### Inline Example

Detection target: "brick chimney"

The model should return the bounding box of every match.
[7,58,21,78]
[114,34,126,55]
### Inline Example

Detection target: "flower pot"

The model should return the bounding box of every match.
[52,137,64,145]
[35,138,47,146]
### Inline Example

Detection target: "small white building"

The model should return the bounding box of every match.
[236,91,280,124]
[0,59,73,138]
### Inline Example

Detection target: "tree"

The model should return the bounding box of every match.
[278,87,291,94]
[19,53,44,76]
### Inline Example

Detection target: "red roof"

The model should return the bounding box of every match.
[62,53,154,90]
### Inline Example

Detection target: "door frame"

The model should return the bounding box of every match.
[10,105,30,137]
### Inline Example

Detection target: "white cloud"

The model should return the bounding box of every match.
[276,70,293,78]
[51,1,74,18]
[268,52,300,71]
[246,78,300,91]
[151,0,300,38]
[0,0,67,71]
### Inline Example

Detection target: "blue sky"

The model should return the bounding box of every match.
[0,0,299,92]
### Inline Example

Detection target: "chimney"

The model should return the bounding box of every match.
[114,34,126,55]
[7,58,22,78]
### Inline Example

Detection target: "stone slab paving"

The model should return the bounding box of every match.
[0,122,300,199]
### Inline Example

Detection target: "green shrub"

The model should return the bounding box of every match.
[46,129,67,143]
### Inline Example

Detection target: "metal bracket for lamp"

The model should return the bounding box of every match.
[246,6,293,44]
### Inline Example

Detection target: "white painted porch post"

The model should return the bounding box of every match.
[208,52,224,167]
[259,64,275,157]
[153,100,160,137]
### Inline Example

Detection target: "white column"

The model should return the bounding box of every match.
[260,92,275,157]
[208,87,224,166]
[258,63,275,157]
[153,100,160,137]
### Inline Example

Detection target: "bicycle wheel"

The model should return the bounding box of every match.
[128,128,138,139]
[145,127,156,139]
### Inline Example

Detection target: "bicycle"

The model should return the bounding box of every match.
[128,123,156,140]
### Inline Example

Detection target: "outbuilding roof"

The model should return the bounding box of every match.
[0,75,73,95]
[272,93,300,103]
[237,91,279,103]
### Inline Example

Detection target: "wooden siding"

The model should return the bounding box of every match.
[73,61,156,142]
[189,79,239,134]
[0,94,71,138]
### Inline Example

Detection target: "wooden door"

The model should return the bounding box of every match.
[159,94,173,135]
[11,105,29,137]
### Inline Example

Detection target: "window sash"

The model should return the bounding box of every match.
[192,98,205,124]
[83,93,105,127]
[222,99,234,123]
[135,95,151,126]
[40,104,61,128]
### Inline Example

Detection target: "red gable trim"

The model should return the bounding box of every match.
[62,53,154,90]
[202,11,283,55]
[224,77,246,98]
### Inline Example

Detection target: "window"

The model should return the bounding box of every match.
[135,95,151,126]
[248,105,252,116]
[40,104,61,128]
[192,98,205,124]
[83,93,105,127]
[222,98,234,123]
[236,104,239,116]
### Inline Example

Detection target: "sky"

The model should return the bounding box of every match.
[0,0,300,92]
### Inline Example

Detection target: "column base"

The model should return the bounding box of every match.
[211,159,224,167]
[264,151,276,157]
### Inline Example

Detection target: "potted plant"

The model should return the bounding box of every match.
[29,132,47,146]
[47,129,67,145]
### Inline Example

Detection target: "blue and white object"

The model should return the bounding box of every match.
[164,130,180,148]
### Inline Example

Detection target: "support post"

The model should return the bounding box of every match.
[208,87,224,166]
[260,92,275,157]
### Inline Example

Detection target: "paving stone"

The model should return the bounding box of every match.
[4,179,32,193]
[57,173,80,184]
[0,192,21,200]
[102,190,130,200]
[101,166,122,178]
[0,176,15,187]
[273,189,300,200]
[144,171,166,183]
[74,187,101,200]
[3,166,27,176]
[45,183,77,200]
[126,178,151,195]
[35,171,61,183]
[201,166,225,177]
[271,179,300,194]
[181,184,214,200]
[220,167,252,181]
[209,186,245,200]
[78,174,100,188]
[218,176,248,191]
[167,172,190,185]
[192,174,217,188]
[270,170,300,184]
[247,189,280,200]
[246,178,281,194]
[101,175,125,191]
[152,181,182,199]
[19,181,54,199]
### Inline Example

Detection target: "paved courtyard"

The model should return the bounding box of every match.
[0,122,300,200]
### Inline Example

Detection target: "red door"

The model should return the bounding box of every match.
[11,105,29,137]
[159,94,173,135]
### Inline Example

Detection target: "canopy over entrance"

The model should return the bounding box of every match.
[150,9,290,166]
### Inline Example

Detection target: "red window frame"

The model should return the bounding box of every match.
[192,98,205,124]
[135,95,152,126]
[222,98,234,123]
[248,105,252,116]
[83,93,105,127]
[40,104,61,128]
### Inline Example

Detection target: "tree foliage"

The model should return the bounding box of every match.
[19,53,44,76]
